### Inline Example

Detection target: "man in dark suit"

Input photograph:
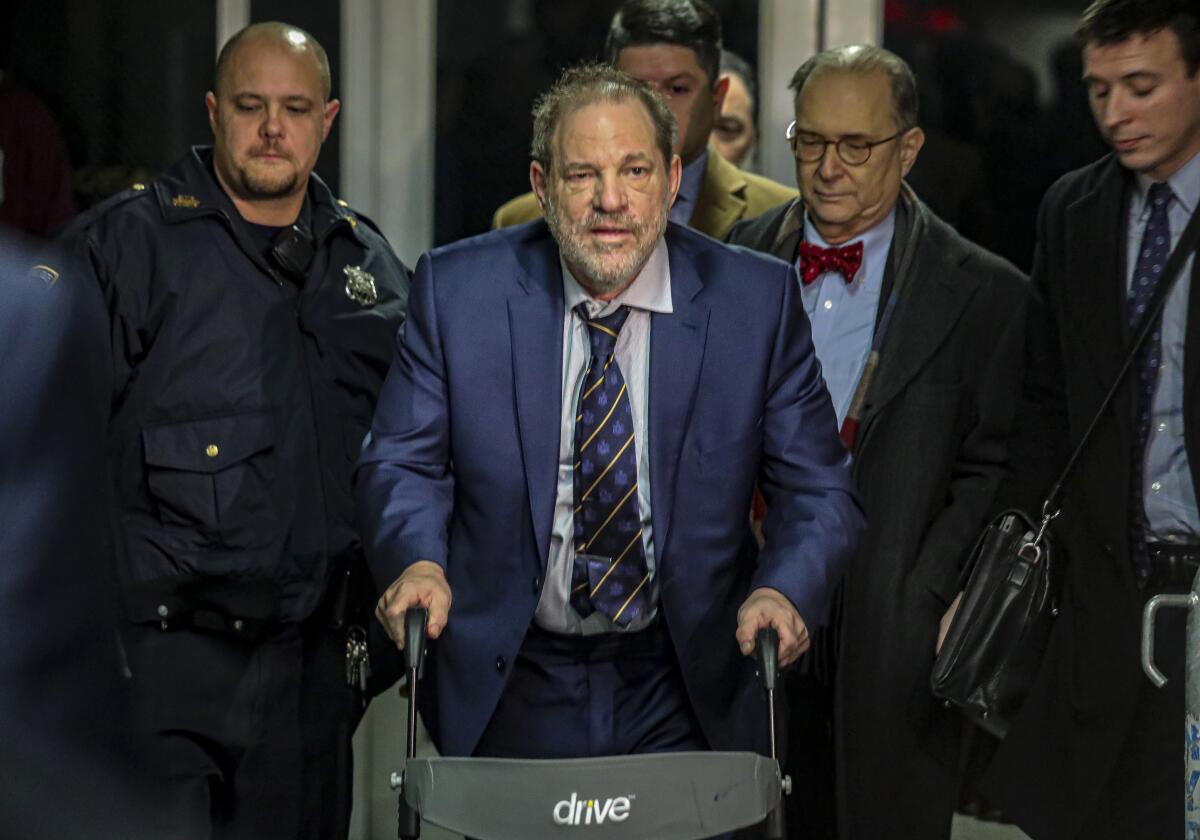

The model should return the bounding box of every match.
[726,46,1027,840]
[984,3,1200,839]
[357,63,862,771]
[492,0,795,240]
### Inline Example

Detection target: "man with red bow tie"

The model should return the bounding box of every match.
[727,45,1028,840]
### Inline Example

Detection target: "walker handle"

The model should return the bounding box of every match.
[755,627,779,690]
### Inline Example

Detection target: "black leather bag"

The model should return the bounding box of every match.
[930,508,1058,737]
[931,202,1200,737]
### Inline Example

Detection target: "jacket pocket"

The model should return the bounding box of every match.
[142,411,277,549]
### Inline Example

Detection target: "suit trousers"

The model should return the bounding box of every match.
[473,618,708,758]
[1073,596,1186,840]
[123,618,365,840]
[472,619,747,840]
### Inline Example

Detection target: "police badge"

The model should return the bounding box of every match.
[343,265,378,306]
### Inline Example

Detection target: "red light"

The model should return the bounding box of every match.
[925,8,962,34]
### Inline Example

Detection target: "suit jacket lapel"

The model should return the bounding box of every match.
[1063,158,1129,389]
[507,231,566,568]
[688,151,747,239]
[649,237,709,562]
[858,214,979,430]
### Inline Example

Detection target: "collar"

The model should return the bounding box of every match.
[802,206,897,282]
[1133,148,1200,219]
[561,237,673,318]
[676,149,709,209]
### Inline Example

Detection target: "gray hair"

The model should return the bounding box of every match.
[789,45,919,133]
[531,63,677,174]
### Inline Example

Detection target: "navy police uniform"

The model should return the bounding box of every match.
[59,146,410,840]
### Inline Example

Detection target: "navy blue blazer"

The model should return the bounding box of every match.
[355,220,862,756]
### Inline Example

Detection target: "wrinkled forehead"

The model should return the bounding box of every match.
[554,97,665,164]
[795,68,895,134]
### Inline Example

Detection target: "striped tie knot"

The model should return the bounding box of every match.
[576,303,631,360]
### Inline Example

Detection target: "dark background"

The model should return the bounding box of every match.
[3,0,1112,269]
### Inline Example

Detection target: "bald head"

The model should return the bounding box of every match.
[214,22,332,102]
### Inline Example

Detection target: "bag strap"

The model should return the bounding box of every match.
[1038,191,1200,528]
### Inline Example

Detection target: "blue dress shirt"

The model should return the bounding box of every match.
[670,150,708,226]
[799,209,896,424]
[1126,150,1200,541]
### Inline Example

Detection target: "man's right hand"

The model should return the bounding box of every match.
[376,560,452,649]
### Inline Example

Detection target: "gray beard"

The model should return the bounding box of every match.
[545,193,669,295]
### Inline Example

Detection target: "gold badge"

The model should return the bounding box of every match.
[343,265,378,306]
[171,194,200,208]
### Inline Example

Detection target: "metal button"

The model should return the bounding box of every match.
[233,619,244,632]
[1152,481,1162,493]
[206,444,219,458]
[823,300,833,310]
[1158,422,1168,432]
[156,604,170,617]
[495,656,507,673]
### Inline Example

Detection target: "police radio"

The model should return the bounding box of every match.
[270,222,315,283]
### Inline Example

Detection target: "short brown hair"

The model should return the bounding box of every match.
[1078,0,1200,75]
[530,63,677,174]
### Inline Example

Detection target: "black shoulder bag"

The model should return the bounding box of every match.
[931,199,1200,738]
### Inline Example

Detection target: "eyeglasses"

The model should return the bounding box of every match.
[786,120,906,166]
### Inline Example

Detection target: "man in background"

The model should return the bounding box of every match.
[727,45,1027,840]
[984,2,1200,838]
[711,49,758,169]
[493,0,794,240]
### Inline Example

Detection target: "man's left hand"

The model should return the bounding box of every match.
[736,587,810,667]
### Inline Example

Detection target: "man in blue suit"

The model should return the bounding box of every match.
[356,64,862,762]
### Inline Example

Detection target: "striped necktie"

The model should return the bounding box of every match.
[569,304,651,627]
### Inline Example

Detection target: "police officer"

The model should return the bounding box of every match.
[57,22,410,840]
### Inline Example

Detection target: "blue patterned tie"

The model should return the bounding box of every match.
[570,304,651,627]
[1128,181,1173,582]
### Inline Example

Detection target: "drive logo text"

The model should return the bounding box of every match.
[552,792,634,825]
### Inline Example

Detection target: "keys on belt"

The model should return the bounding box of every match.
[345,624,372,703]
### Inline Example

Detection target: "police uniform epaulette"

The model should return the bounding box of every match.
[107,181,155,208]
[333,197,385,238]
[57,181,157,240]
[87,181,156,218]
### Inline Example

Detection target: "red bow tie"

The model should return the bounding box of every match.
[799,240,864,286]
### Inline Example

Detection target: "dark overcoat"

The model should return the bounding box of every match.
[728,190,1028,839]
[983,154,1200,840]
